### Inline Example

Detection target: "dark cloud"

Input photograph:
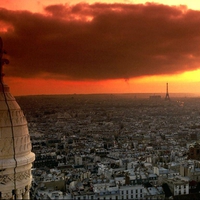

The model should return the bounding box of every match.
[1,3,200,80]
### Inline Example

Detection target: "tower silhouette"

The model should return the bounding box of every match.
[165,82,170,101]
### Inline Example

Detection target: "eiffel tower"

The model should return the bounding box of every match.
[165,82,170,101]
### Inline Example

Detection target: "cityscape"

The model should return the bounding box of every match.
[16,92,200,199]
[1,0,200,199]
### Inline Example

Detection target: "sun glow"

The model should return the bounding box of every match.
[118,69,200,94]
[0,21,13,33]
[1,0,200,13]
[5,69,200,96]
[133,69,200,83]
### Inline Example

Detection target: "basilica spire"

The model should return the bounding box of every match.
[0,37,9,83]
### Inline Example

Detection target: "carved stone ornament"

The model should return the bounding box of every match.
[0,170,31,185]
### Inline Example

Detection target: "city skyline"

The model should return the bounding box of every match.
[1,0,200,96]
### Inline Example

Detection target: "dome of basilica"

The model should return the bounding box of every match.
[0,38,35,199]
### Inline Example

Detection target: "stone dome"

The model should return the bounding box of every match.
[0,83,35,199]
[0,38,35,199]
[0,84,33,158]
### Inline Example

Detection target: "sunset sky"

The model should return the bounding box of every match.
[1,0,200,96]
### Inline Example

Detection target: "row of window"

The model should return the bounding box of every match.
[176,185,187,189]
[121,188,143,194]
[121,194,143,199]
[75,193,144,200]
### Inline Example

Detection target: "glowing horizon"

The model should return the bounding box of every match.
[4,69,200,96]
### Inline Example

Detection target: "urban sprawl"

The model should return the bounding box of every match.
[17,94,200,200]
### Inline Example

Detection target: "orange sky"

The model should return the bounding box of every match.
[5,71,200,96]
[1,0,200,96]
[1,0,200,12]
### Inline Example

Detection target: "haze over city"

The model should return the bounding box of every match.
[1,0,200,96]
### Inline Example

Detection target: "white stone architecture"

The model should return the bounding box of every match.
[0,38,35,199]
[166,177,189,196]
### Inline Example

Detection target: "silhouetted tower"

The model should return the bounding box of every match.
[165,82,170,101]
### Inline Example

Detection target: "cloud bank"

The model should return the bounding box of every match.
[1,2,200,80]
